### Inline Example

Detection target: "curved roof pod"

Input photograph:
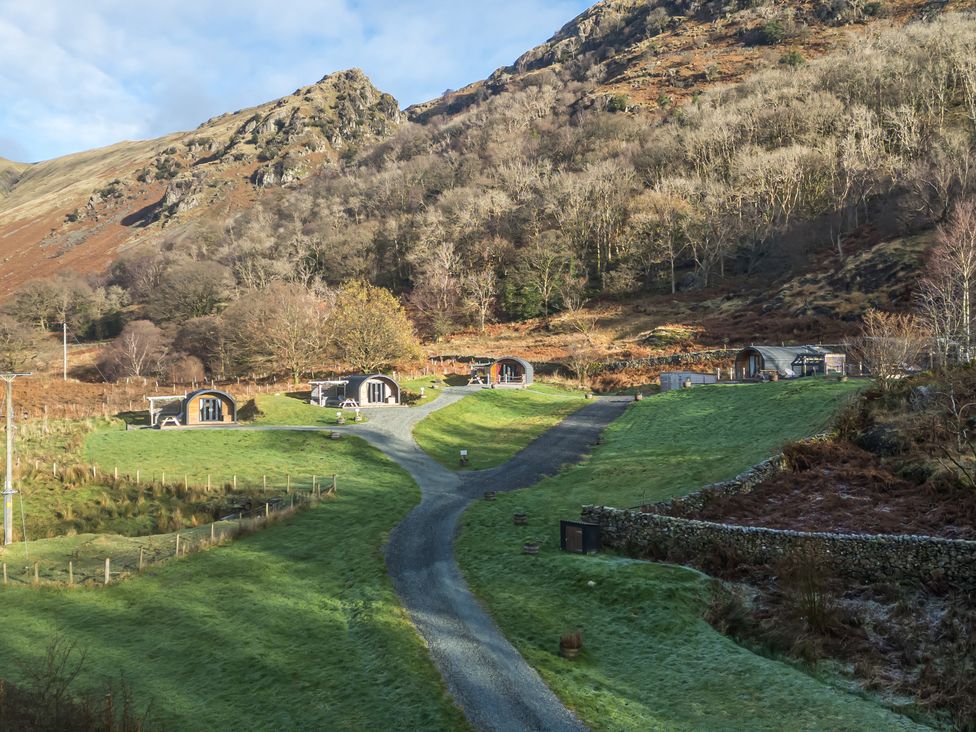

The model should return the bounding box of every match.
[344,374,401,405]
[492,356,534,385]
[735,345,838,378]
[181,388,238,423]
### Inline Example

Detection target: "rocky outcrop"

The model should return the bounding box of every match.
[225,68,401,175]
[161,174,201,216]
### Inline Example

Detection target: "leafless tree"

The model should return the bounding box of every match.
[517,234,574,320]
[849,309,925,390]
[224,283,332,382]
[919,200,976,363]
[463,269,497,333]
[0,316,39,372]
[100,320,170,380]
[563,344,603,389]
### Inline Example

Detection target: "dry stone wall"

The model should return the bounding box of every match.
[582,443,976,590]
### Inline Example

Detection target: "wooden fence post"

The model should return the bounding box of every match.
[137,469,140,485]
[264,503,270,518]
[175,534,181,557]
[207,474,211,491]
[104,558,110,585]
[263,475,267,490]
[138,548,144,571]
[211,523,215,543]
[68,561,73,585]
[33,563,39,585]
[233,475,237,490]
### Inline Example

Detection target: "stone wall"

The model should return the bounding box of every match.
[581,507,976,590]
[583,438,976,589]
[641,456,786,514]
[599,350,738,374]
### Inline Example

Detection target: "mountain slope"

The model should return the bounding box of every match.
[408,0,961,121]
[0,69,400,296]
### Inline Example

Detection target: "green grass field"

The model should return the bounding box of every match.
[85,424,356,487]
[413,384,588,470]
[455,380,926,730]
[247,393,358,426]
[0,430,467,730]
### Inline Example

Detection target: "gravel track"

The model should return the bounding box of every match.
[342,388,630,731]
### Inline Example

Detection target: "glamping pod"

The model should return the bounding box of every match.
[310,375,401,408]
[734,346,847,380]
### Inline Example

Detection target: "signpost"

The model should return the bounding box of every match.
[1,373,31,546]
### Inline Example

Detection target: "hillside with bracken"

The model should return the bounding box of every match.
[2,0,976,371]
[0,69,400,297]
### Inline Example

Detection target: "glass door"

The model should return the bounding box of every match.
[368,381,385,404]
[199,398,223,422]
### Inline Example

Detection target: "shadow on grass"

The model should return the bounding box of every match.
[116,410,150,427]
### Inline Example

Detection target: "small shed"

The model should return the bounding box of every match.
[735,346,847,380]
[560,521,601,554]
[149,389,237,428]
[490,357,534,388]
[310,375,401,408]
[660,372,719,393]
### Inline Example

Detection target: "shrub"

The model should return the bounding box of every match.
[760,20,787,45]
[780,50,805,68]
[607,94,629,113]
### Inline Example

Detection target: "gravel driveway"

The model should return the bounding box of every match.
[344,388,630,731]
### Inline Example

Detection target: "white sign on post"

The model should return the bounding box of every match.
[460,450,468,457]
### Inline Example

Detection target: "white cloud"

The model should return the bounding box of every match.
[0,0,590,161]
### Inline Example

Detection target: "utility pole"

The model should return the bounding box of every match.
[1,373,30,546]
[63,322,68,381]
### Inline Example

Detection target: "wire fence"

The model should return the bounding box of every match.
[0,478,337,590]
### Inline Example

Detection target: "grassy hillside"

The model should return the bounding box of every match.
[85,425,357,485]
[0,431,467,730]
[452,380,928,730]
[413,385,587,470]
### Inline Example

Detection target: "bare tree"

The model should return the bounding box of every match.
[563,344,603,389]
[463,269,497,332]
[149,261,235,322]
[224,283,332,382]
[100,320,170,380]
[0,316,39,372]
[849,309,925,390]
[409,240,463,340]
[919,199,976,363]
[517,234,574,320]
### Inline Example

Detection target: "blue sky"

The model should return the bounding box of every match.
[0,0,592,163]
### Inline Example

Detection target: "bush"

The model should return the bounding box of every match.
[607,94,629,113]
[780,50,805,68]
[759,20,787,45]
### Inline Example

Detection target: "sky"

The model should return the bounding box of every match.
[0,0,592,163]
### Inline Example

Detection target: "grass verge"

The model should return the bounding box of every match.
[455,380,925,730]
[413,384,587,470]
[0,431,467,730]
[246,393,357,426]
